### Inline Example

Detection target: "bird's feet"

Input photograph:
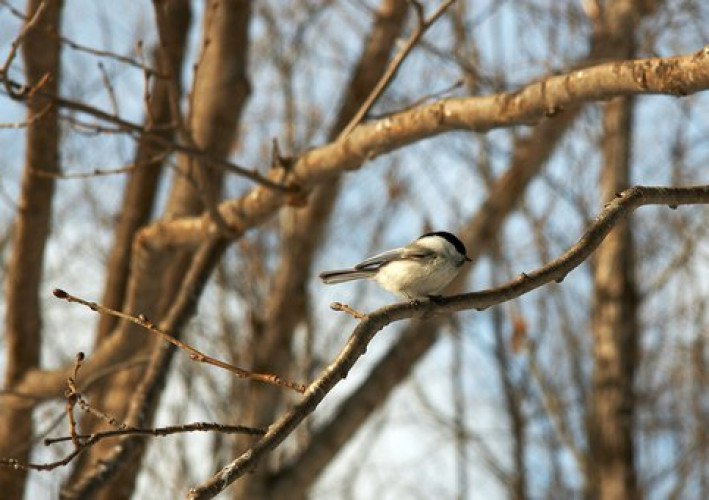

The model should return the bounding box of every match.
[406,295,444,306]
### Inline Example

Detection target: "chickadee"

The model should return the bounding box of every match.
[319,231,471,299]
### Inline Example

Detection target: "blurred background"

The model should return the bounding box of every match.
[1,0,708,498]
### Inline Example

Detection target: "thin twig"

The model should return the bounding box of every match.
[0,101,52,129]
[330,302,368,320]
[52,289,306,393]
[0,0,167,78]
[74,393,127,431]
[64,352,132,438]
[136,39,157,127]
[0,422,265,472]
[0,73,292,191]
[65,391,79,448]
[367,78,465,119]
[44,422,266,446]
[0,0,49,99]
[338,0,457,138]
[62,352,129,446]
[97,62,119,116]
[29,152,169,180]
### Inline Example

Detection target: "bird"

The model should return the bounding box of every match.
[319,231,471,299]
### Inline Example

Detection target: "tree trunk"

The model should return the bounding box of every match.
[0,1,64,497]
[96,0,192,342]
[587,95,638,500]
[586,1,640,498]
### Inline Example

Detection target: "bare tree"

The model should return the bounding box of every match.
[1,1,708,499]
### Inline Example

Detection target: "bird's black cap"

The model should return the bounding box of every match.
[419,231,470,260]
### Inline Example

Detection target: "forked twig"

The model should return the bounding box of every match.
[0,422,265,472]
[0,0,50,99]
[52,289,306,393]
[29,153,169,179]
[339,0,457,138]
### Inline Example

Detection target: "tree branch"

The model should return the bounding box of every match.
[188,184,709,499]
[0,73,288,191]
[52,289,306,393]
[140,47,709,251]
[0,422,265,472]
[338,0,457,137]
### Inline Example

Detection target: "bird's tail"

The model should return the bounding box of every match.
[319,269,375,284]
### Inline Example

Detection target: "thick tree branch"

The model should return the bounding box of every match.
[140,47,709,250]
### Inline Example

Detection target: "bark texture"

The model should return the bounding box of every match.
[0,1,63,497]
[587,2,641,498]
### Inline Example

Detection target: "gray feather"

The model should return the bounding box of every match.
[354,245,433,271]
[319,269,375,284]
[353,248,405,270]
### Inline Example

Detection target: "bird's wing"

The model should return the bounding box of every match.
[354,246,434,271]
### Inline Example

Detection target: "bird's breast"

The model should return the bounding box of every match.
[375,258,459,298]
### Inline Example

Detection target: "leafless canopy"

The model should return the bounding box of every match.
[1,1,708,499]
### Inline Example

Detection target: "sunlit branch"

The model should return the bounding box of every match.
[339,0,457,138]
[188,184,709,499]
[140,48,709,251]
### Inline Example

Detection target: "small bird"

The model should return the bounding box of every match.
[319,231,471,299]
